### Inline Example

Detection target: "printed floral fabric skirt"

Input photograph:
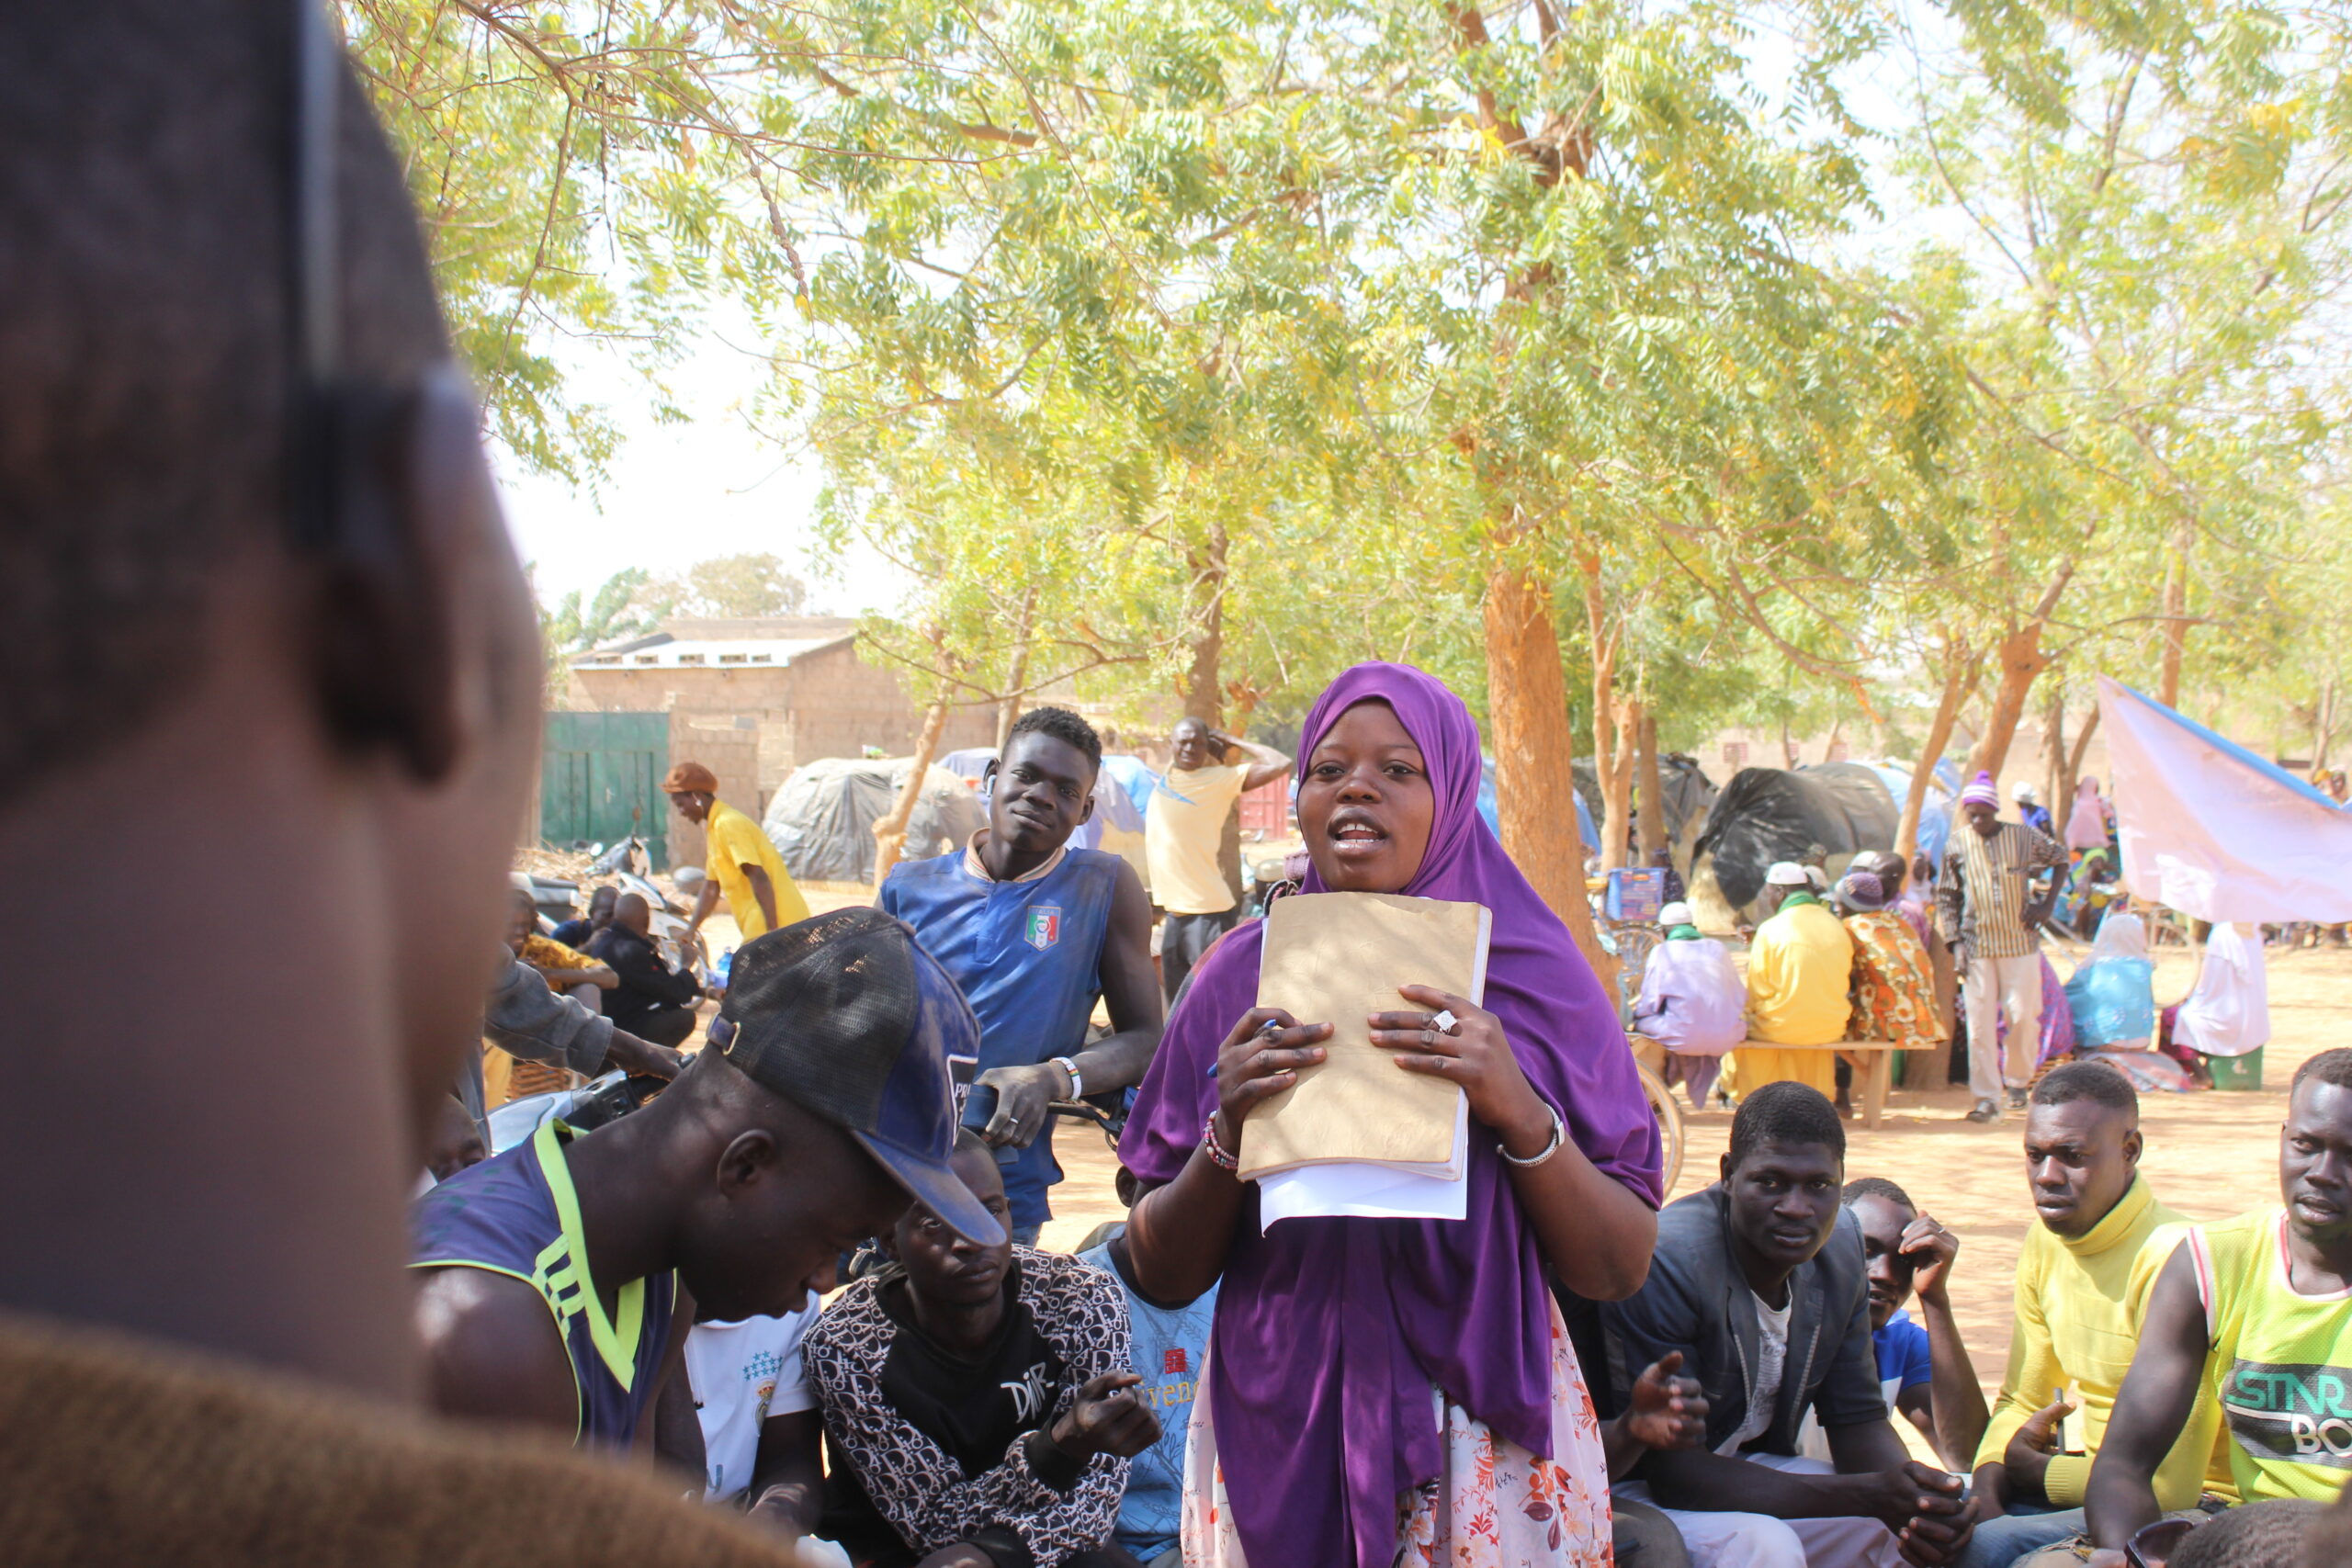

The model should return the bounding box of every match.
[1179,1298,1612,1568]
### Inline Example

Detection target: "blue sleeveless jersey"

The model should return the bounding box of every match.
[881,844,1120,1231]
[412,1120,676,1449]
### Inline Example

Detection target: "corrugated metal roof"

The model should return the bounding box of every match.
[571,636,845,671]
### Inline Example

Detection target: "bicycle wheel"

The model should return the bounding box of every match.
[1632,1057,1687,1197]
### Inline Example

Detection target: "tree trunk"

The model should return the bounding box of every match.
[2157,518,2191,708]
[1963,622,2052,784]
[1635,708,1666,863]
[1484,561,1615,987]
[872,694,952,888]
[2061,705,2102,815]
[2041,687,2066,818]
[1578,554,1637,874]
[1894,637,1973,867]
[1181,524,1228,726]
[992,586,1038,752]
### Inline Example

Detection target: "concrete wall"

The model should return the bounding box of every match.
[566,635,996,842]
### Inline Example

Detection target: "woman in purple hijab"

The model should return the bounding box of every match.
[1120,663,1664,1568]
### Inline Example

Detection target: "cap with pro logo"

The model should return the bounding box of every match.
[716,907,1001,1245]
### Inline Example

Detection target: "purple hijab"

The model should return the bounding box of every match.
[1120,662,1662,1568]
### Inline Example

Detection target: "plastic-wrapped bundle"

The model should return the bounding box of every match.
[2064,912,2156,1051]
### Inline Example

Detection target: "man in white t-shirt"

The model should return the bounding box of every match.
[1144,717,1291,1001]
[679,1309,832,1535]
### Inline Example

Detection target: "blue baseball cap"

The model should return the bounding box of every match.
[715,907,1002,1245]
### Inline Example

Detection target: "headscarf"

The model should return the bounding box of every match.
[2066,777,2109,850]
[1961,770,2000,808]
[1119,663,1662,1568]
[1835,871,1887,910]
[661,760,718,795]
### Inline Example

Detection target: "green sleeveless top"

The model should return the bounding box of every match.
[2189,1208,2352,1501]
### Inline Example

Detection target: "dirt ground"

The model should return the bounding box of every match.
[1023,936,2352,1422]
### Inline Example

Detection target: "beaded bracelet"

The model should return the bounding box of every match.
[1202,1112,1240,1171]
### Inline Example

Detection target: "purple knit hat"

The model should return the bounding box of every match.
[1961,770,2000,807]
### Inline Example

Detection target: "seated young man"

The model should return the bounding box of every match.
[1075,1211,1216,1568]
[1594,1081,1972,1568]
[2085,1048,2352,1553]
[1961,1063,2227,1568]
[1834,1178,1988,1472]
[672,1301,833,1547]
[551,884,620,950]
[414,909,1001,1464]
[585,891,704,1049]
[806,1132,1159,1568]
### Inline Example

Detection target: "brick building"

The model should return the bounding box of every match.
[557,616,995,869]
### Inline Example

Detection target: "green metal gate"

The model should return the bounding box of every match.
[540,711,670,869]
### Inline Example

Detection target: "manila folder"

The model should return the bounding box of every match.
[1236,891,1491,1180]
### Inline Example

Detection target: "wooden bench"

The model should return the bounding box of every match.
[1735,1040,1905,1129]
[1628,1037,1909,1129]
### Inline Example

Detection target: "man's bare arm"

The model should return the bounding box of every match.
[413,1266,578,1435]
[2085,1247,2210,1549]
[742,863,780,931]
[533,961,618,990]
[745,1409,827,1536]
[1076,862,1166,1095]
[1218,733,1294,794]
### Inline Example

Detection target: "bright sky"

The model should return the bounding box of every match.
[493,324,909,615]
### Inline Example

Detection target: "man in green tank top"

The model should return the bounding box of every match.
[2086,1048,2352,1553]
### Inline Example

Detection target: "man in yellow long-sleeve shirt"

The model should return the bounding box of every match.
[1739,862,1854,1102]
[1956,1064,2227,1568]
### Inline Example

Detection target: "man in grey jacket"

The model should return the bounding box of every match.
[457,953,683,1136]
[1591,1083,1973,1568]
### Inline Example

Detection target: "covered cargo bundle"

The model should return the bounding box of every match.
[761,757,988,885]
[1690,762,1900,915]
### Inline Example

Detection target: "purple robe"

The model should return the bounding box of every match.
[1121,662,1662,1568]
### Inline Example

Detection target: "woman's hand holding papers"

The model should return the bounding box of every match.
[1211,1007,1331,1156]
[1369,986,1554,1160]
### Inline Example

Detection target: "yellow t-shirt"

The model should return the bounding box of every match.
[704,798,808,942]
[1745,897,1853,1045]
[1145,763,1248,916]
[2189,1207,2352,1504]
[1973,1178,2229,1508]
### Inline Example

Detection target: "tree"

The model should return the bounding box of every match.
[537,566,670,682]
[1880,0,2352,775]
[670,553,808,618]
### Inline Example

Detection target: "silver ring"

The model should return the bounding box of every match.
[1430,1009,1460,1033]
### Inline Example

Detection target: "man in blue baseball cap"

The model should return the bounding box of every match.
[413,907,1000,1465]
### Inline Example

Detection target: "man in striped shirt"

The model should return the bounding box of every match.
[1938,772,2068,1124]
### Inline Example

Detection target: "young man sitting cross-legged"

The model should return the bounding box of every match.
[805,1131,1160,1568]
[1591,1081,1973,1568]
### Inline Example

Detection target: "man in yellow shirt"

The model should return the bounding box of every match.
[1143,717,1291,1001]
[1740,862,1853,1100]
[1959,1064,2224,1568]
[664,761,809,947]
[2086,1049,2352,1552]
